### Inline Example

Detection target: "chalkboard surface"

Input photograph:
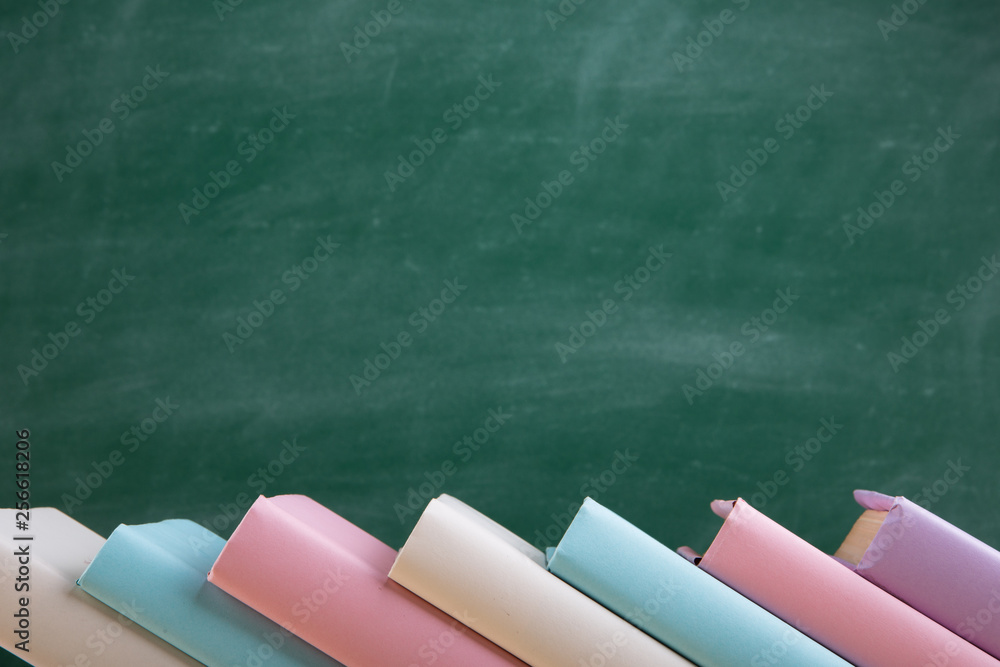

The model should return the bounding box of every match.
[2,0,999,658]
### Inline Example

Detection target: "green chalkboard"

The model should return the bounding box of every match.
[2,0,1000,661]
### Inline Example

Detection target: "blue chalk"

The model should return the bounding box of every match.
[77,519,341,667]
[546,498,851,667]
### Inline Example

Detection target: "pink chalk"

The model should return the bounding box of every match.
[207,495,527,667]
[696,499,998,667]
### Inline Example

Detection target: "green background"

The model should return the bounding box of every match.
[2,2,999,657]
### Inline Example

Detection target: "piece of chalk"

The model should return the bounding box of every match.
[388,495,697,667]
[546,498,852,666]
[0,507,201,666]
[77,517,342,667]
[208,494,528,667]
